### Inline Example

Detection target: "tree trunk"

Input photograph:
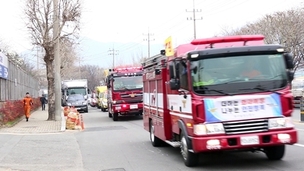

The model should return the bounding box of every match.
[45,50,56,121]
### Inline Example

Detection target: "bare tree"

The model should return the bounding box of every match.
[79,65,105,91]
[60,38,78,77]
[220,8,304,71]
[25,0,81,120]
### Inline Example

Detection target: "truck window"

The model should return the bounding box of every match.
[113,75,143,91]
[179,61,189,90]
[191,54,288,95]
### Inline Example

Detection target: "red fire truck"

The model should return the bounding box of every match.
[106,66,143,121]
[142,35,297,167]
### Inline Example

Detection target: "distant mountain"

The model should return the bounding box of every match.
[77,37,164,68]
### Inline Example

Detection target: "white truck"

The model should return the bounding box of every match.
[292,76,304,108]
[61,79,89,112]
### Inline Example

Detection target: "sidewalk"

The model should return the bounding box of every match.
[0,105,64,134]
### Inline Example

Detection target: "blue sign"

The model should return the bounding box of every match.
[0,64,8,79]
[204,93,282,123]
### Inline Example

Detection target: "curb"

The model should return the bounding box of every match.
[60,108,66,132]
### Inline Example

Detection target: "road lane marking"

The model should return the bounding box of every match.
[296,128,304,131]
[294,143,304,148]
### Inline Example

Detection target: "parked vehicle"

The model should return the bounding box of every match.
[143,35,297,167]
[291,69,304,108]
[66,94,88,113]
[98,91,108,112]
[88,93,97,107]
[95,86,107,109]
[62,79,89,113]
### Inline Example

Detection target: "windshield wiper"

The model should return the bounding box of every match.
[239,86,282,95]
[196,86,232,95]
[222,78,246,84]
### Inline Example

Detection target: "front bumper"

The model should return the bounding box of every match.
[113,103,143,114]
[71,105,87,111]
[191,129,297,152]
[101,103,108,109]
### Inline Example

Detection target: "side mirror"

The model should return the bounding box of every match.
[169,79,180,90]
[287,70,294,82]
[284,53,294,69]
[169,65,175,79]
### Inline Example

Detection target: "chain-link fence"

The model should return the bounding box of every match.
[0,60,39,101]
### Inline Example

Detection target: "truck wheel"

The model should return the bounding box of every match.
[180,132,199,167]
[149,121,162,147]
[113,113,118,121]
[264,145,285,160]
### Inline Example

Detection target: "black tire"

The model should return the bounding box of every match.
[180,132,199,167]
[84,106,88,113]
[264,145,285,160]
[108,106,112,118]
[149,121,162,147]
[113,113,118,121]
[101,108,104,112]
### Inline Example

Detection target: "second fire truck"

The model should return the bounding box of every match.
[142,35,297,167]
[106,66,143,121]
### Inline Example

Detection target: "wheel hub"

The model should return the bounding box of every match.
[150,125,155,142]
[180,136,188,160]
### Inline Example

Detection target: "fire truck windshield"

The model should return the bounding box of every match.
[191,53,288,95]
[113,75,143,91]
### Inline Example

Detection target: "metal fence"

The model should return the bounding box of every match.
[0,60,39,101]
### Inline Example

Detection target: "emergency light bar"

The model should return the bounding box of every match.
[110,66,143,72]
[191,35,265,46]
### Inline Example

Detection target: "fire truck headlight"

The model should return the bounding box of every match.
[113,101,116,104]
[268,117,294,129]
[193,124,207,135]
[205,123,225,134]
[193,123,225,135]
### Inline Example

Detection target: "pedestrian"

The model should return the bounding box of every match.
[23,92,33,122]
[40,94,47,111]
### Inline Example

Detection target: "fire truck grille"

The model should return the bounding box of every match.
[223,119,268,135]
[121,94,143,104]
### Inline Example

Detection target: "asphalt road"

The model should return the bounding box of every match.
[0,107,304,171]
[76,107,304,171]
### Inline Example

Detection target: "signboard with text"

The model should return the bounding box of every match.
[164,36,174,57]
[204,94,282,123]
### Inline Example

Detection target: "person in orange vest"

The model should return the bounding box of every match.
[23,92,33,122]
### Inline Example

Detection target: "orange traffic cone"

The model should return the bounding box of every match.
[79,114,84,130]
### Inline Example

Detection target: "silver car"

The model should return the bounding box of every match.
[66,94,88,113]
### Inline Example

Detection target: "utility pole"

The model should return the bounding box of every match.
[53,0,61,121]
[143,28,154,58]
[186,0,203,39]
[108,46,119,69]
[78,56,81,78]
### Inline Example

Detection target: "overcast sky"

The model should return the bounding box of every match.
[0,0,303,67]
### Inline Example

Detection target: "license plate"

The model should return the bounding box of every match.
[240,136,259,145]
[130,104,138,109]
